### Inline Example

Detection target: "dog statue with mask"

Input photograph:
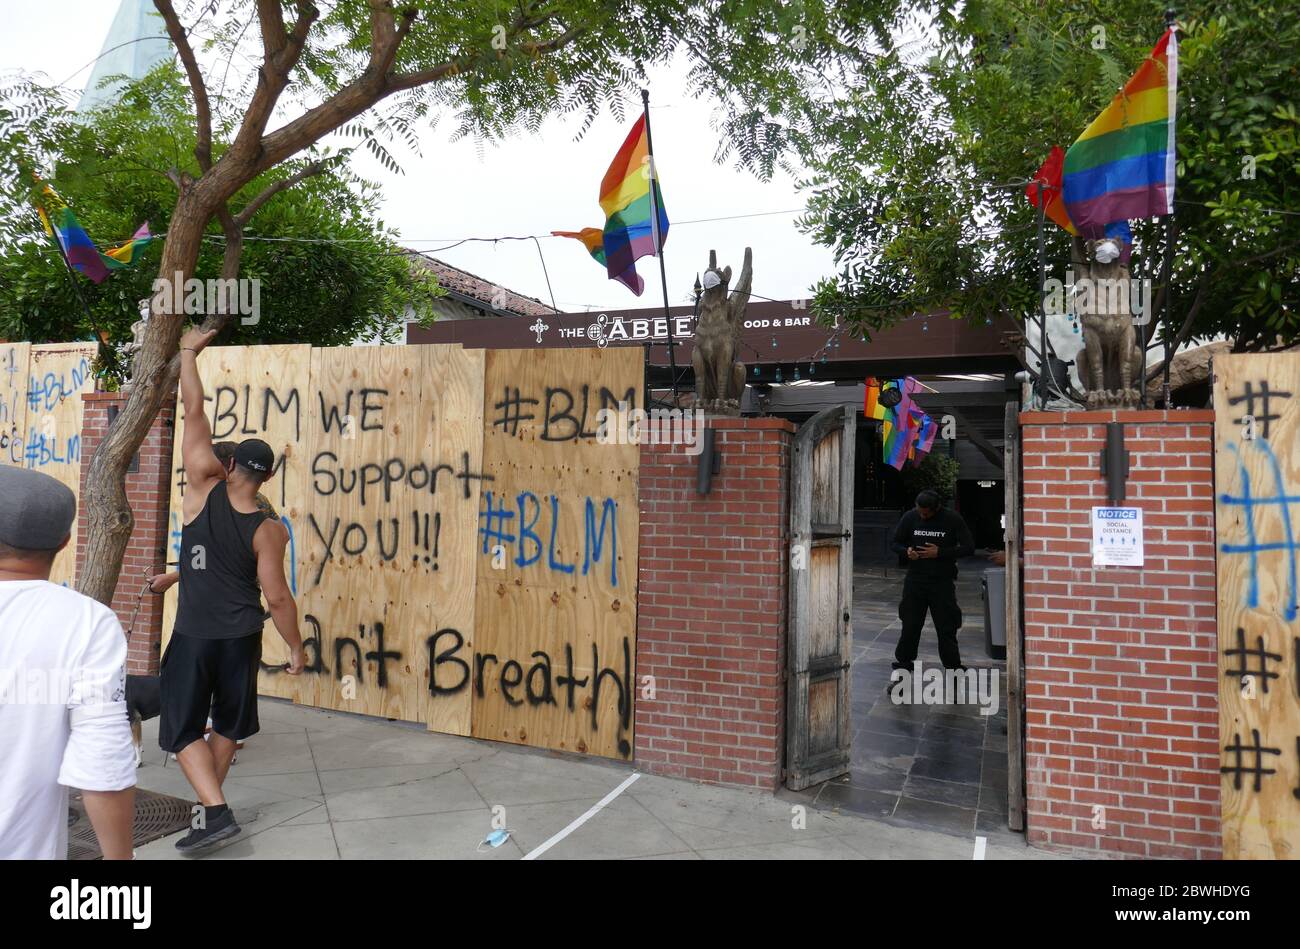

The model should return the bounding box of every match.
[1071,235,1144,407]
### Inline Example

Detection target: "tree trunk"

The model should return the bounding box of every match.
[76,194,213,606]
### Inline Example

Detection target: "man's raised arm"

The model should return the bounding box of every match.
[254,520,304,675]
[179,326,225,487]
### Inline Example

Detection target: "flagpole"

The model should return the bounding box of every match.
[1035,179,1048,408]
[1160,8,1178,409]
[641,88,679,404]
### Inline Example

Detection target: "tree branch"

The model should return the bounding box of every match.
[1144,268,1214,383]
[257,0,289,62]
[367,0,400,70]
[521,25,582,57]
[155,0,213,172]
[227,0,320,162]
[234,160,329,227]
[215,205,244,282]
[282,0,318,66]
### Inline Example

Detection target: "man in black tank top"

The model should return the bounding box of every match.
[158,326,304,854]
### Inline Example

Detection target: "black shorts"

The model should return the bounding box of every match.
[158,631,262,753]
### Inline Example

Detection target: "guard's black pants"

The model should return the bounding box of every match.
[895,574,963,669]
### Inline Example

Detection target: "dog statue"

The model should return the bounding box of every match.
[1071,235,1143,407]
[691,248,752,416]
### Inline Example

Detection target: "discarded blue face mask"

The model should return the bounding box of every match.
[483,829,510,848]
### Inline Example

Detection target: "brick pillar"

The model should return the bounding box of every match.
[635,417,794,790]
[76,393,175,676]
[1020,409,1220,859]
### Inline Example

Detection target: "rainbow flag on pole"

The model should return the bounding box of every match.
[35,181,152,283]
[555,115,668,296]
[1062,27,1178,236]
[599,114,668,291]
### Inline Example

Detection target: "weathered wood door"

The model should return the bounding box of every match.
[786,405,856,790]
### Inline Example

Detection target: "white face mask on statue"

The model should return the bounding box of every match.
[1094,240,1121,264]
[701,270,722,290]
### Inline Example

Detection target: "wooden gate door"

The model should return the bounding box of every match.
[786,405,856,790]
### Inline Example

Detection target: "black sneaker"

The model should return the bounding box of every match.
[175,808,241,854]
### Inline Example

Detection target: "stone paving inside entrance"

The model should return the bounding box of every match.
[783,558,1014,844]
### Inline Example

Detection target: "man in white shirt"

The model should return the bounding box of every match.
[0,465,136,859]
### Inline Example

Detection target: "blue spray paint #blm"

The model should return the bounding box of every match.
[477,490,621,587]
[20,357,89,469]
[1220,440,1300,621]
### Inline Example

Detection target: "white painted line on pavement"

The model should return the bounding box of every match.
[973,835,987,860]
[522,772,642,861]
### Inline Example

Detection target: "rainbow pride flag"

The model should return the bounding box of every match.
[909,409,938,462]
[599,115,668,294]
[551,227,643,295]
[35,182,152,283]
[1025,150,1134,262]
[870,377,926,470]
[103,222,152,268]
[1062,27,1177,237]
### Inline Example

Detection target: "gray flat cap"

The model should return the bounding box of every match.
[0,466,76,551]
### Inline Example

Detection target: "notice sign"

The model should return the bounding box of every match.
[1091,506,1144,566]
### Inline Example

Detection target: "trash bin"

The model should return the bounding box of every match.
[982,567,1007,660]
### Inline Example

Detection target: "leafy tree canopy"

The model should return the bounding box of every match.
[0,66,442,374]
[799,0,1299,356]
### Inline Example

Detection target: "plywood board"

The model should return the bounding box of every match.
[470,347,640,759]
[160,345,315,705]
[1213,352,1300,859]
[295,345,484,729]
[0,342,31,468]
[417,344,484,737]
[26,343,97,587]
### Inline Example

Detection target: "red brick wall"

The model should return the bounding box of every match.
[76,393,176,676]
[1020,409,1220,859]
[635,417,794,790]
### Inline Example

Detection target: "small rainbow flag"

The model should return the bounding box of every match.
[869,377,927,470]
[1062,26,1177,237]
[909,410,938,462]
[35,181,152,283]
[551,227,643,295]
[103,222,153,268]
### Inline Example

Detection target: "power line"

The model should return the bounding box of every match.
[97,205,805,248]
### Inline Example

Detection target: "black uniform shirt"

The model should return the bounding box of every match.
[890,508,975,580]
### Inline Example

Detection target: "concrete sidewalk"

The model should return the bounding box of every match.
[133,698,1068,860]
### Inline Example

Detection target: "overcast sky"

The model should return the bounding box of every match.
[0,1,839,314]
